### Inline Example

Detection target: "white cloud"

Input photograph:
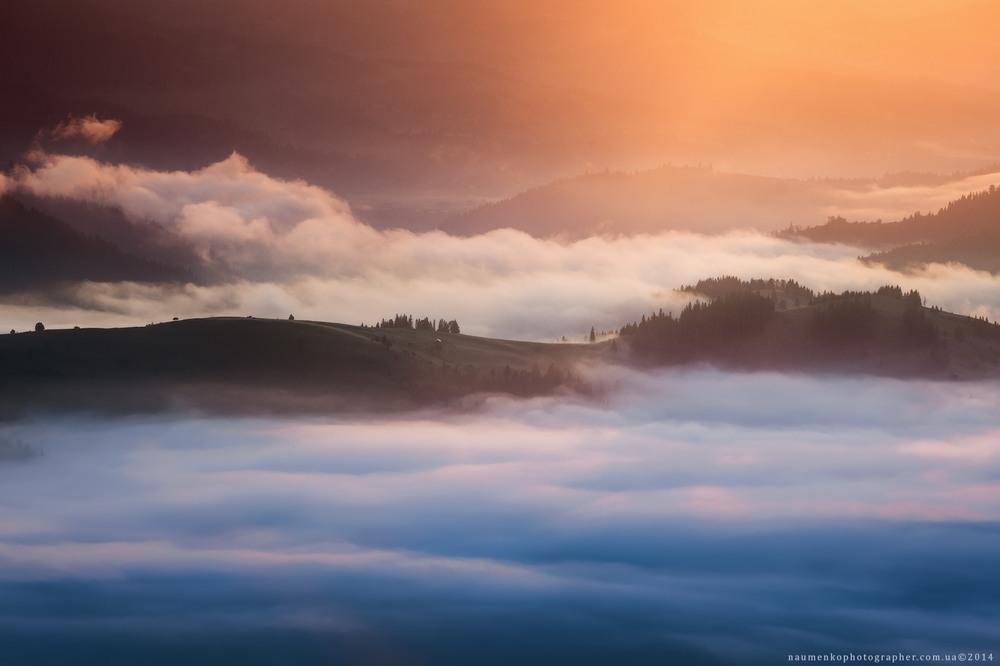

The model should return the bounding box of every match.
[6,151,1000,339]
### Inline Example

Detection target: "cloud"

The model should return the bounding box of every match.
[1,371,1000,663]
[46,114,123,144]
[6,151,1000,339]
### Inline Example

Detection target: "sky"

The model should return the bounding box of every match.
[2,370,999,664]
[4,0,1000,196]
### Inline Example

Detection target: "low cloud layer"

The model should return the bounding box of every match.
[1,371,999,663]
[5,149,1000,339]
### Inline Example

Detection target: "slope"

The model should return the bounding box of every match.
[0,317,607,418]
[0,195,191,292]
[780,185,1000,272]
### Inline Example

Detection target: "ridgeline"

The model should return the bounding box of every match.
[0,317,601,418]
[4,279,1000,418]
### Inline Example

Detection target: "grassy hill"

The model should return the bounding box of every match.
[0,317,607,418]
[4,288,999,418]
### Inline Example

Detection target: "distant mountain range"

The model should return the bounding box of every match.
[440,165,1000,237]
[3,169,1000,297]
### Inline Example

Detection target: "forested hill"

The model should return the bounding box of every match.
[619,278,1000,379]
[779,185,1000,247]
[0,196,190,291]
[777,185,1000,272]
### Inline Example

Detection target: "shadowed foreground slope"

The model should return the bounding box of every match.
[0,317,602,418]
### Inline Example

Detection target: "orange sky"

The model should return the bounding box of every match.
[281,0,1000,177]
[4,0,999,192]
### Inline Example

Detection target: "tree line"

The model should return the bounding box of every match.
[618,278,947,366]
[619,291,775,362]
[366,314,460,334]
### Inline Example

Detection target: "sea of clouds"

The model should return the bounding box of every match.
[1,369,999,664]
[4,145,1000,339]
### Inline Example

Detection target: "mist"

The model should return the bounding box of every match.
[2,369,998,664]
[5,150,1000,339]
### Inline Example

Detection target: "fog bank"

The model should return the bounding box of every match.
[2,370,998,663]
[6,151,1000,339]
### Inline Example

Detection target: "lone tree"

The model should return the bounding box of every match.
[34,322,44,332]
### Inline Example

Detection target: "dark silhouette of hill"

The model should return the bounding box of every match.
[619,278,1000,378]
[0,317,600,418]
[5,284,1000,418]
[10,193,226,284]
[0,196,191,292]
[779,185,1000,272]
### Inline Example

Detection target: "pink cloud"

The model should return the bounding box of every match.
[6,149,1000,339]
[48,114,123,144]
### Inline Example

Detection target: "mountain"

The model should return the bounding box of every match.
[440,166,1000,238]
[0,195,190,292]
[441,166,829,237]
[779,185,1000,272]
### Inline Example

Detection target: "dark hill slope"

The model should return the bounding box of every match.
[3,294,999,419]
[0,196,190,291]
[0,317,604,418]
[780,185,1000,272]
[620,286,1000,380]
